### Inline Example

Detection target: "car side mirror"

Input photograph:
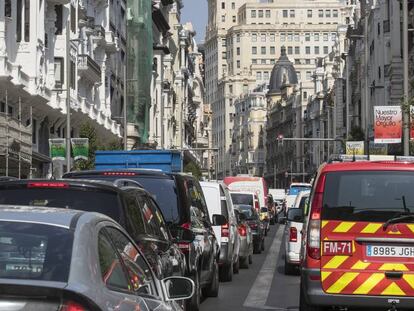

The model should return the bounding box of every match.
[162,276,195,301]
[169,226,195,243]
[212,214,227,226]
[287,208,304,223]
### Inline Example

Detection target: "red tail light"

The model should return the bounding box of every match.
[60,301,87,311]
[181,222,191,230]
[255,201,260,211]
[27,182,69,189]
[221,223,230,237]
[238,224,247,236]
[289,227,298,242]
[307,174,326,260]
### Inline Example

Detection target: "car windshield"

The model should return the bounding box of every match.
[0,188,121,222]
[237,205,257,220]
[0,221,73,282]
[322,171,414,221]
[231,193,253,206]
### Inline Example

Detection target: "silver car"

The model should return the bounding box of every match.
[0,205,194,311]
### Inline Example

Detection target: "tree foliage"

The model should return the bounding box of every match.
[184,162,202,180]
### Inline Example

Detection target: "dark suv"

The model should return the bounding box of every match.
[0,179,187,281]
[64,170,225,311]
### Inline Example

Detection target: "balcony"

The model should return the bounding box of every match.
[105,31,119,53]
[78,54,101,84]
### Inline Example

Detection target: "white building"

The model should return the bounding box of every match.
[0,0,123,177]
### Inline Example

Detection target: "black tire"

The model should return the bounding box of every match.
[284,257,296,275]
[253,242,261,254]
[270,218,275,225]
[233,256,240,274]
[261,238,265,251]
[248,254,253,264]
[219,261,233,282]
[186,271,201,311]
[299,284,324,311]
[203,260,219,297]
[240,256,249,269]
[264,228,268,236]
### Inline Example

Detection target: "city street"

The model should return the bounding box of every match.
[201,225,301,311]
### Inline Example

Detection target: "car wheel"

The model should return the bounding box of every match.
[261,238,265,251]
[240,256,249,269]
[284,257,295,275]
[203,259,219,297]
[186,270,201,311]
[270,218,275,225]
[219,261,233,282]
[233,256,240,274]
[253,242,260,254]
[248,254,253,264]
[299,284,324,311]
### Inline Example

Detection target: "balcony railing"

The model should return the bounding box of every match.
[78,54,101,83]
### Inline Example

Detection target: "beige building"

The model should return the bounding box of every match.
[206,0,350,178]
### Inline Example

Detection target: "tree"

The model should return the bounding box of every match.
[348,126,365,141]
[184,162,202,180]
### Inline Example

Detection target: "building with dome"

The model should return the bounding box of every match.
[265,47,303,188]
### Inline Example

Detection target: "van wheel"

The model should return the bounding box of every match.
[284,257,295,275]
[203,259,219,297]
[240,257,249,269]
[253,242,261,254]
[261,239,265,251]
[300,285,324,311]
[186,271,201,311]
[233,256,240,274]
[249,254,253,264]
[219,261,233,282]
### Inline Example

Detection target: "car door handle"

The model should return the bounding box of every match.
[385,271,403,279]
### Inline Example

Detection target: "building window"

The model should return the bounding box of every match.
[232,15,236,23]
[323,33,329,41]
[265,10,271,18]
[16,0,22,42]
[70,59,76,89]
[296,71,301,80]
[55,5,63,35]
[252,59,257,64]
[261,47,266,54]
[54,57,64,88]
[5,0,11,18]
[264,71,269,80]
[318,9,323,18]
[288,46,293,54]
[323,46,329,54]
[304,91,308,99]
[270,34,275,42]
[307,9,312,18]
[294,33,299,41]
[251,10,256,18]
[261,59,266,64]
[261,34,266,42]
[222,38,226,46]
[287,33,292,41]
[237,47,240,55]
[222,51,226,59]
[222,2,225,9]
[237,60,240,68]
[306,71,312,80]
[258,10,263,18]
[305,59,311,64]
[232,2,235,9]
[326,10,331,18]
[229,85,233,94]
[314,46,320,54]
[256,72,262,80]
[314,33,320,41]
[305,33,310,41]
[280,33,286,41]
[331,32,337,41]
[270,59,275,64]
[295,46,300,54]
[252,46,257,54]
[270,46,275,54]
[305,46,311,54]
[236,34,240,42]
[290,10,295,18]
[283,10,288,18]
[221,15,225,22]
[252,33,257,42]
[295,59,301,65]
[70,4,76,33]
[333,9,338,18]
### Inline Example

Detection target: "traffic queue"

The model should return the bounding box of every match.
[0,169,275,311]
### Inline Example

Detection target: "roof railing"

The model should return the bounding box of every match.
[328,154,414,163]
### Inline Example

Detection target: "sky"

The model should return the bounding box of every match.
[181,0,208,43]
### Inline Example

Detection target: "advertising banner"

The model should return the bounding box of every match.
[374,106,402,144]
[71,138,89,161]
[369,142,388,155]
[49,138,66,161]
[346,141,364,155]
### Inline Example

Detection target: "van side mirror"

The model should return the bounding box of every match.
[287,208,304,223]
[162,276,194,301]
[212,214,227,226]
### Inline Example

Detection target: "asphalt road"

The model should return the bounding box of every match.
[200,224,300,311]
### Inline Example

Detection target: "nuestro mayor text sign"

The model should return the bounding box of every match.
[374,106,402,144]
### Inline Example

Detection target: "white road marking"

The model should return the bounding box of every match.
[243,225,285,310]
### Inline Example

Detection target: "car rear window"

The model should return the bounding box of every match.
[237,205,257,220]
[231,193,253,206]
[0,221,73,282]
[0,188,121,222]
[322,171,414,222]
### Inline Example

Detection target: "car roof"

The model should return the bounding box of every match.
[0,205,84,229]
[320,161,414,173]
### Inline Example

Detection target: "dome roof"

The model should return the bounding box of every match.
[268,46,298,94]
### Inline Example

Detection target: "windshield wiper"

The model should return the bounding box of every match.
[383,196,414,230]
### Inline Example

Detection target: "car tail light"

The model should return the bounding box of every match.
[178,242,190,252]
[221,223,230,237]
[181,222,191,230]
[60,301,87,311]
[238,224,247,236]
[27,182,69,188]
[289,227,298,242]
[307,174,326,260]
[102,172,137,176]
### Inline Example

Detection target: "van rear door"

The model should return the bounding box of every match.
[320,171,414,297]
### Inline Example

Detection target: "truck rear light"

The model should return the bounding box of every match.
[221,223,230,237]
[238,224,247,236]
[27,182,69,189]
[60,301,87,311]
[289,227,298,242]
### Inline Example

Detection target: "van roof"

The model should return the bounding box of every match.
[321,161,414,173]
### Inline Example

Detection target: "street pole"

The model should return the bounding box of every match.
[123,61,128,151]
[403,0,410,155]
[364,12,370,155]
[346,53,350,139]
[66,19,71,173]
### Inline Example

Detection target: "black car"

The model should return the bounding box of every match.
[0,179,188,281]
[235,204,265,254]
[64,169,226,311]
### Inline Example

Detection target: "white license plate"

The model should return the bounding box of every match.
[366,245,414,258]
